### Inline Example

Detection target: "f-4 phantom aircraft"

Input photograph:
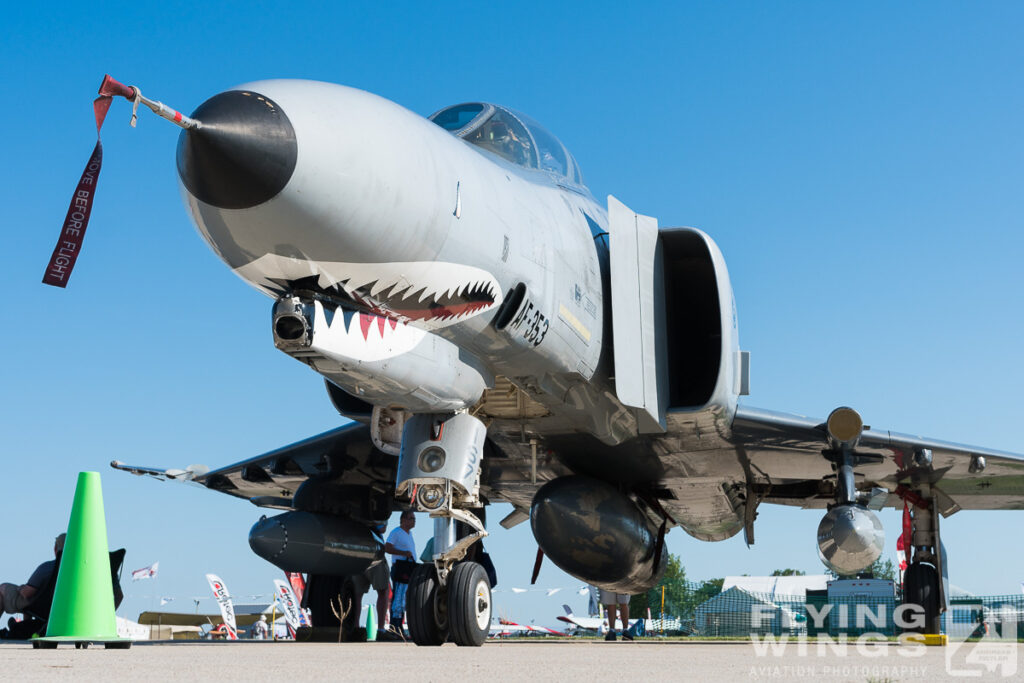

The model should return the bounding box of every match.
[108,79,1024,647]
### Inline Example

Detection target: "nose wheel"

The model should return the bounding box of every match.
[407,564,448,646]
[407,562,491,646]
[447,562,491,647]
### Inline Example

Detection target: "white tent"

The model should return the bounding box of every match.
[695,587,805,636]
[721,575,829,599]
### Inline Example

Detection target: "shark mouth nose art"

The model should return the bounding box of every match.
[235,255,503,329]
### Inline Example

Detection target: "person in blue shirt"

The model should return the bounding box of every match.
[383,512,416,626]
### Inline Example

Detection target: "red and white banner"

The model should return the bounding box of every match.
[284,572,310,626]
[131,562,159,581]
[285,572,306,604]
[273,579,306,633]
[205,573,238,640]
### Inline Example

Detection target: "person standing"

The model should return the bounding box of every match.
[252,614,269,639]
[384,511,416,628]
[601,589,633,641]
[365,522,394,640]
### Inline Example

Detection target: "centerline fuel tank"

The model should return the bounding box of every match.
[530,475,666,593]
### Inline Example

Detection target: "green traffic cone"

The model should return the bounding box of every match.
[38,472,129,648]
[366,603,377,640]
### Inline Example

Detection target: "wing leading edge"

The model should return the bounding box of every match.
[113,422,395,510]
[732,405,1024,512]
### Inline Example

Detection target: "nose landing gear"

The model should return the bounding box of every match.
[397,413,492,646]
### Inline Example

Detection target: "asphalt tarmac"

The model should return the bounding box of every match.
[1,639,1020,681]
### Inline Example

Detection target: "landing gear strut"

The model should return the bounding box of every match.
[900,485,945,635]
[397,413,491,646]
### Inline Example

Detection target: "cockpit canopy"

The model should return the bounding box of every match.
[429,103,584,186]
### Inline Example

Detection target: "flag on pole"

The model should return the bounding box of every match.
[273,579,306,635]
[284,572,311,627]
[205,573,238,640]
[285,572,306,603]
[131,562,159,581]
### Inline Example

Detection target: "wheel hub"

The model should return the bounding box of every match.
[474,579,491,630]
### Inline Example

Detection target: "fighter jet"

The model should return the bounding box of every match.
[106,78,1024,646]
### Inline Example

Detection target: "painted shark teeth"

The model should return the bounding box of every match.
[236,255,503,330]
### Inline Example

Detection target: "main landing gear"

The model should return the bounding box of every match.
[899,482,946,635]
[304,574,363,639]
[397,412,491,647]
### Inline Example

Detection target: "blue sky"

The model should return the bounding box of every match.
[3,2,1024,628]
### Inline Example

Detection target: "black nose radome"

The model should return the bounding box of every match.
[176,90,298,210]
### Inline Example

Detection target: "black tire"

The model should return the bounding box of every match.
[447,562,491,647]
[407,564,448,646]
[305,574,362,640]
[306,574,342,628]
[337,577,362,640]
[903,562,941,634]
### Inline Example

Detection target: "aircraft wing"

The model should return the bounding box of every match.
[136,611,266,628]
[732,405,1024,512]
[111,403,1024,519]
[556,614,604,631]
[112,422,395,511]
[494,619,565,636]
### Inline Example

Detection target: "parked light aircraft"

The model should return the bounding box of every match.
[489,618,564,638]
[556,604,674,635]
[105,77,1024,646]
[557,605,613,634]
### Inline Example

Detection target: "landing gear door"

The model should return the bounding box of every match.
[608,195,668,434]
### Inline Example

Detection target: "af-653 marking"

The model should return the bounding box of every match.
[509,298,549,347]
